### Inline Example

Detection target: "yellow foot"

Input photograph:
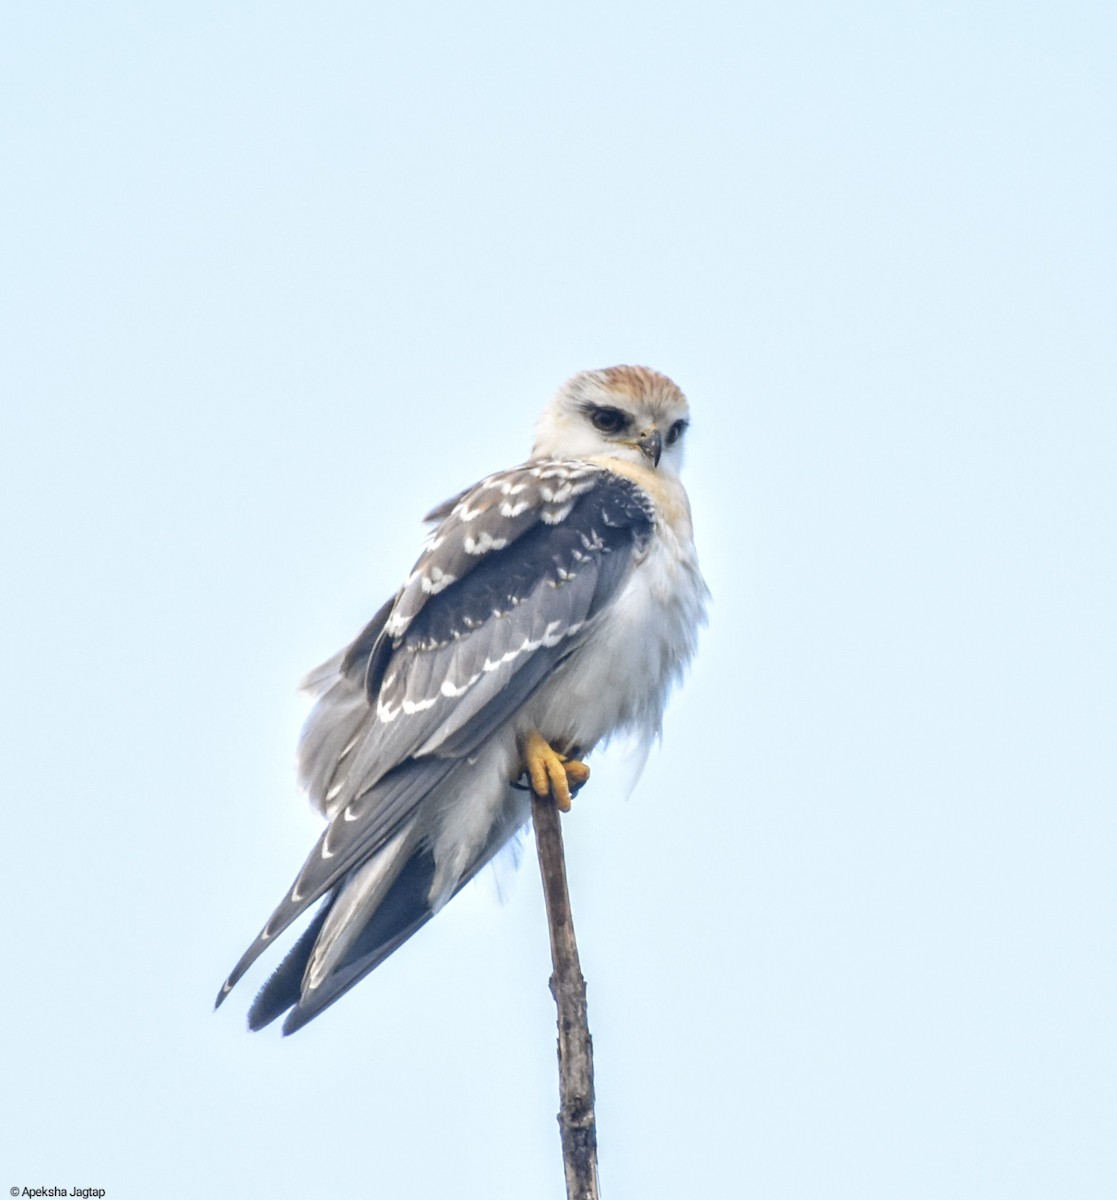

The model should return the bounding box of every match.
[521,730,590,812]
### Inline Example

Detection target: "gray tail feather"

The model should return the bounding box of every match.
[281,849,441,1035]
[245,849,440,1035]
[244,809,525,1035]
[245,899,333,1031]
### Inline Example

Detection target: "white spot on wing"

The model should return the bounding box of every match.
[464,531,509,555]
[440,671,482,698]
[479,621,580,674]
[422,566,458,594]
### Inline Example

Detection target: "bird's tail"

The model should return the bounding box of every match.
[248,844,441,1034]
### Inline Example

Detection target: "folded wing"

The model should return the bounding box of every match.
[216,462,656,1025]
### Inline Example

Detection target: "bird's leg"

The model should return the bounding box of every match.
[520,729,590,812]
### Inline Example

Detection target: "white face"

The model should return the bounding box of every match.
[531,365,691,476]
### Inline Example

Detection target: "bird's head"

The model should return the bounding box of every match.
[531,365,691,476]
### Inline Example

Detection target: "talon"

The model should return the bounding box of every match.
[564,759,590,793]
[521,729,590,812]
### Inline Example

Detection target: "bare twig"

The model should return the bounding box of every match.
[532,792,601,1200]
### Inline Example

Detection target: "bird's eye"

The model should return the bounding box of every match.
[666,419,688,445]
[590,406,629,434]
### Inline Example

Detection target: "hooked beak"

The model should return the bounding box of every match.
[637,428,663,468]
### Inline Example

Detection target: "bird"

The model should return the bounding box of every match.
[216,365,708,1034]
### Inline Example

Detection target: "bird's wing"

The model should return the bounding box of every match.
[217,461,655,1005]
[300,460,656,811]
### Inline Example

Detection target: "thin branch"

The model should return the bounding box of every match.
[532,792,601,1200]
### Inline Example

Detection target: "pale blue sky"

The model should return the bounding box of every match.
[3,3,1115,1197]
